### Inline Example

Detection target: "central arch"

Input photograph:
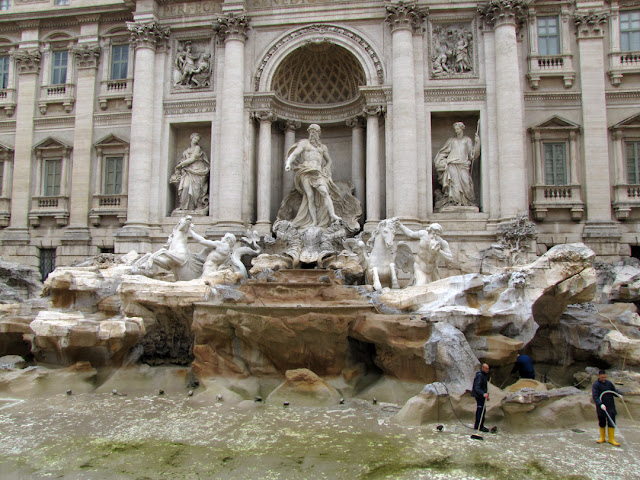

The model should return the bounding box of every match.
[254,24,384,93]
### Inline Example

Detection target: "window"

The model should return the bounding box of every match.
[0,0,10,11]
[51,51,68,85]
[39,248,56,282]
[54,0,69,5]
[104,156,122,194]
[626,141,640,184]
[110,44,128,80]
[0,55,8,90]
[44,159,61,196]
[538,16,560,56]
[620,11,640,52]
[0,161,3,196]
[544,143,567,185]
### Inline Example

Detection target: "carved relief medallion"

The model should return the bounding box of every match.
[172,39,213,91]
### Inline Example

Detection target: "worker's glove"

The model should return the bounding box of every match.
[600,404,607,411]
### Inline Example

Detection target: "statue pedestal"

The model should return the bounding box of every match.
[438,205,479,213]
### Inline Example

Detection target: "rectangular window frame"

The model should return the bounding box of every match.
[43,158,62,197]
[0,0,10,11]
[0,55,9,90]
[537,16,561,56]
[39,248,56,282]
[620,11,640,52]
[626,140,640,184]
[544,142,568,186]
[50,50,68,86]
[110,44,129,81]
[103,156,123,195]
[0,160,4,196]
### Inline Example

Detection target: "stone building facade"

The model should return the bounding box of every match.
[0,0,639,278]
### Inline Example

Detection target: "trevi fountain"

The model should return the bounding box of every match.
[1,125,639,479]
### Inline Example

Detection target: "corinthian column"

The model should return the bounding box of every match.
[118,22,169,246]
[347,116,365,209]
[385,1,426,223]
[282,120,300,196]
[480,0,528,219]
[574,10,618,239]
[364,106,384,229]
[213,13,250,231]
[254,111,275,233]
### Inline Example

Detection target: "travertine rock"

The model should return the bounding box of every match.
[266,368,341,406]
[0,355,26,369]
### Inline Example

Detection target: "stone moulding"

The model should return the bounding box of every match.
[424,87,486,102]
[93,112,133,126]
[478,0,528,30]
[254,24,385,92]
[574,10,609,39]
[163,99,216,116]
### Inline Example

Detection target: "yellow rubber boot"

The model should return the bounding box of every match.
[597,427,606,443]
[608,427,621,446]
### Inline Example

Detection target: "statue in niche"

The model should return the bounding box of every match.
[277,124,361,233]
[174,41,211,89]
[433,122,480,210]
[170,133,210,214]
[431,24,473,78]
[396,221,453,285]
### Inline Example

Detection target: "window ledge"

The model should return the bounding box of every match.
[531,184,584,221]
[612,184,640,220]
[0,88,16,116]
[29,195,69,227]
[39,83,75,114]
[527,54,576,89]
[97,78,133,110]
[89,193,127,226]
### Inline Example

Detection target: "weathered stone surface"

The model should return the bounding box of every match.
[0,257,43,303]
[266,368,341,406]
[504,378,547,393]
[378,244,596,366]
[29,311,145,367]
[600,330,640,367]
[0,355,26,369]
[0,361,97,397]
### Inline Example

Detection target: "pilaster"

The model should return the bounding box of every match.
[573,9,619,250]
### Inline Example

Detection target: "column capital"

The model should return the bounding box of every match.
[385,1,428,34]
[127,21,171,51]
[213,13,250,43]
[281,119,301,133]
[478,0,528,30]
[73,43,101,70]
[364,105,386,117]
[346,116,365,129]
[12,49,41,75]
[574,10,609,39]
[612,129,623,141]
[253,110,276,123]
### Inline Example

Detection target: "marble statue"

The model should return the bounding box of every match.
[278,124,361,233]
[140,215,205,281]
[170,133,210,214]
[434,122,480,209]
[397,221,453,285]
[349,218,413,292]
[174,42,211,89]
[189,229,260,278]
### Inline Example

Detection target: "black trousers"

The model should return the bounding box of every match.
[597,408,616,428]
[474,397,486,429]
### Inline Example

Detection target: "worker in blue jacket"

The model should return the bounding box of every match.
[471,363,490,432]
[512,353,535,379]
[592,370,622,446]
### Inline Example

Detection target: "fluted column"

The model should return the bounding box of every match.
[385,1,426,222]
[255,111,275,233]
[364,106,383,229]
[213,13,249,230]
[480,0,528,219]
[63,42,101,250]
[122,22,169,236]
[282,120,300,196]
[574,11,616,230]
[347,116,365,210]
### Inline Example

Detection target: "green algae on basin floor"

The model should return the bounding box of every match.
[0,393,635,479]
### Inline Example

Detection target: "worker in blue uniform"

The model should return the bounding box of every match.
[471,363,490,432]
[592,370,622,446]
